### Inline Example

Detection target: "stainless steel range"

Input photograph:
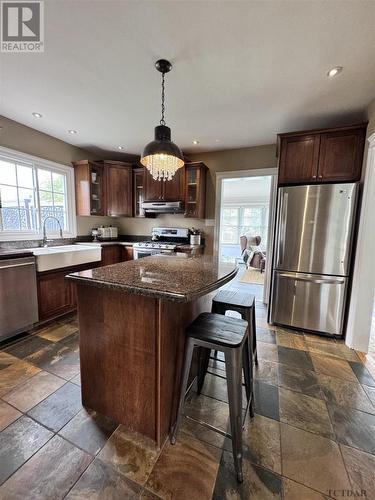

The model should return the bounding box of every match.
[133,227,189,259]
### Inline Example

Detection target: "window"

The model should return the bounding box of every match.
[219,203,270,263]
[0,147,76,240]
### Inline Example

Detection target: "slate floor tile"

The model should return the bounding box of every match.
[277,363,323,399]
[327,403,375,455]
[275,329,308,351]
[59,408,118,455]
[280,423,351,495]
[98,425,160,486]
[0,415,53,485]
[253,359,279,386]
[253,381,280,421]
[146,431,222,500]
[213,451,282,499]
[0,352,18,370]
[0,435,92,499]
[184,392,229,433]
[277,346,314,370]
[5,335,51,360]
[3,370,65,412]
[28,382,82,432]
[283,478,329,499]
[307,341,359,362]
[241,413,281,474]
[349,361,375,388]
[201,373,248,409]
[26,342,80,380]
[66,458,142,499]
[70,373,81,386]
[279,387,334,439]
[362,384,375,406]
[311,353,358,382]
[256,327,276,345]
[340,444,375,497]
[318,374,375,414]
[257,342,279,362]
[37,322,78,342]
[0,400,22,431]
[0,360,40,397]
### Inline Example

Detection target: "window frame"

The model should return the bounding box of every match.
[0,146,77,241]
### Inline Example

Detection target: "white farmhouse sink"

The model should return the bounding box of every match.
[24,245,102,272]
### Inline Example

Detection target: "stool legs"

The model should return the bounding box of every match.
[197,347,211,394]
[242,335,254,418]
[170,337,195,445]
[225,347,244,483]
[252,305,258,365]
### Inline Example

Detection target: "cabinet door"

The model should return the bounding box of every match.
[184,164,206,218]
[278,135,320,184]
[38,270,73,321]
[133,169,145,217]
[106,165,132,216]
[318,129,365,182]
[101,246,122,266]
[121,246,134,261]
[163,167,184,201]
[144,170,163,201]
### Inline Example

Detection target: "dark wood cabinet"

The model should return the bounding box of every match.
[278,135,320,184]
[103,161,133,217]
[184,162,207,218]
[37,262,100,322]
[73,160,133,217]
[72,160,106,216]
[121,246,134,261]
[318,129,366,182]
[277,124,367,185]
[144,167,184,202]
[101,245,122,266]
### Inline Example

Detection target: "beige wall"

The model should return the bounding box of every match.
[0,115,114,235]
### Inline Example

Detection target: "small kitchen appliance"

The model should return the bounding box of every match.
[133,227,189,259]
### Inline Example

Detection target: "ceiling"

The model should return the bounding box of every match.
[1,0,375,158]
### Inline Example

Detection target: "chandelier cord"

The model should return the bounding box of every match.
[160,72,165,126]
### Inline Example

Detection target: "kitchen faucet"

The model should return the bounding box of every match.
[42,216,63,247]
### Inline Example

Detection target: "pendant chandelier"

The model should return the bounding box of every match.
[141,59,184,181]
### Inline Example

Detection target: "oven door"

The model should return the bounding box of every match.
[133,248,173,259]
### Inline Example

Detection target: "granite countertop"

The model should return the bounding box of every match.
[0,249,34,260]
[67,255,237,302]
[75,241,136,247]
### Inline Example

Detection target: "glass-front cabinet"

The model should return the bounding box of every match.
[133,168,145,217]
[184,162,207,218]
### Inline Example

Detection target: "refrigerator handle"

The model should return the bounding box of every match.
[277,191,288,268]
[278,272,345,285]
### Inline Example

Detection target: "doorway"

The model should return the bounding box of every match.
[215,169,277,304]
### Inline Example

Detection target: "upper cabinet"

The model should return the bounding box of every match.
[184,162,207,218]
[100,161,132,217]
[72,160,106,216]
[277,124,367,185]
[73,160,133,217]
[133,168,145,217]
[143,166,184,202]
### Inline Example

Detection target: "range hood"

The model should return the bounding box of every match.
[141,201,184,214]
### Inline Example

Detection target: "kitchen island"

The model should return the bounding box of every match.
[67,255,237,446]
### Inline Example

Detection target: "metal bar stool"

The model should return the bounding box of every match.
[170,312,254,483]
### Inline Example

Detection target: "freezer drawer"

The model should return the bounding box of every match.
[270,271,347,336]
[276,183,357,275]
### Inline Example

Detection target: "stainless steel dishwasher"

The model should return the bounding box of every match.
[0,255,39,341]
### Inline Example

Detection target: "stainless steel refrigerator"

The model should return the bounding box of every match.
[270,183,358,337]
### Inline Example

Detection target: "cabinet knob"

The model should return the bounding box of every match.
[318,175,323,180]
[312,175,317,180]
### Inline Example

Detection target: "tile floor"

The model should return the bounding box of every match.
[1,283,375,498]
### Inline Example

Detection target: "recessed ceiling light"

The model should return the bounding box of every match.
[192,140,200,145]
[68,129,77,134]
[117,146,124,150]
[327,66,343,78]
[215,139,220,143]
[32,112,42,118]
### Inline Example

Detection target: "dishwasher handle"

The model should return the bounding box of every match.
[0,261,36,270]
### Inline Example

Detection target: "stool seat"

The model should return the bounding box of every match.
[213,289,255,309]
[187,312,248,348]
